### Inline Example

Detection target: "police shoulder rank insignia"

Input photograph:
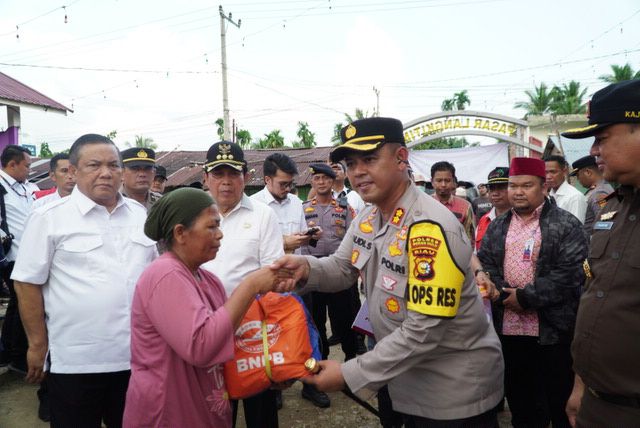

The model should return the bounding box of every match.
[351,249,360,265]
[583,259,592,279]
[304,206,315,213]
[406,220,464,318]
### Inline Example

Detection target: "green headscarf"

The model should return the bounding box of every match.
[144,188,215,243]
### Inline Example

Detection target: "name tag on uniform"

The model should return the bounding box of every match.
[594,221,614,230]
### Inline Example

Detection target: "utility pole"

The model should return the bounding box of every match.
[373,86,380,117]
[219,5,241,141]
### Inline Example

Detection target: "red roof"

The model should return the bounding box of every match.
[0,71,71,113]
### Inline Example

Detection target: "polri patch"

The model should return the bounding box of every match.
[406,220,464,318]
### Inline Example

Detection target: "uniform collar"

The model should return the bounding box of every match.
[0,169,18,186]
[377,182,417,233]
[260,187,290,205]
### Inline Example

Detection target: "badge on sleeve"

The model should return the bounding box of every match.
[406,220,465,318]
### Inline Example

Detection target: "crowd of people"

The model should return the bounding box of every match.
[0,78,638,428]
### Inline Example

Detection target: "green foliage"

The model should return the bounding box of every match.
[215,118,225,139]
[412,137,475,150]
[253,130,285,149]
[332,108,371,145]
[441,90,470,111]
[235,129,252,148]
[38,142,53,158]
[126,135,158,150]
[292,121,316,148]
[514,83,554,116]
[105,130,118,141]
[515,80,587,116]
[599,63,640,83]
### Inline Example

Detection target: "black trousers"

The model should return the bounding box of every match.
[48,370,130,428]
[377,386,499,428]
[500,335,574,428]
[232,389,278,428]
[0,262,27,366]
[304,287,358,361]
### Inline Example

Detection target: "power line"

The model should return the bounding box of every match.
[0,62,218,74]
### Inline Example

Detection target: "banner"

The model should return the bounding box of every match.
[408,143,509,186]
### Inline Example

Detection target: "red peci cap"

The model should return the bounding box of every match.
[509,157,545,179]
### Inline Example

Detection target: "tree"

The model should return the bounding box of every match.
[549,81,587,115]
[252,130,285,149]
[514,83,553,116]
[105,130,118,141]
[292,121,316,148]
[235,129,252,148]
[39,142,53,158]
[215,118,225,139]
[126,135,158,150]
[599,63,640,83]
[413,137,477,150]
[441,90,470,111]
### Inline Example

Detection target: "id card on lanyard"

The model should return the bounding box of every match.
[522,237,535,262]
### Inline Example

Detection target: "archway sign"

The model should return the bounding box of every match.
[403,110,539,152]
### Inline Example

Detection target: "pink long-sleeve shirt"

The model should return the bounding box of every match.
[124,252,235,428]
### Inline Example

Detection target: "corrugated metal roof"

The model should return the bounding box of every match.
[0,71,71,113]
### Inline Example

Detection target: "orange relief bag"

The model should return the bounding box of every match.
[223,292,321,399]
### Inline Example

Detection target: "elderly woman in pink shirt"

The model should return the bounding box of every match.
[124,188,290,427]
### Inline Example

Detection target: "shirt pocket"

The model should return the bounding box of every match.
[128,232,157,270]
[373,274,407,323]
[57,235,105,279]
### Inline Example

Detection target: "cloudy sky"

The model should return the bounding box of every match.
[1,0,639,153]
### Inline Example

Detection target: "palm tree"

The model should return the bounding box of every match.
[292,121,316,148]
[126,135,157,150]
[599,63,640,83]
[441,98,455,111]
[215,118,224,139]
[453,90,470,110]
[235,129,252,148]
[514,83,554,116]
[550,81,588,115]
[252,130,285,149]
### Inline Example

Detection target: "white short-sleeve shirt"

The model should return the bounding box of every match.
[201,195,284,297]
[250,187,306,235]
[0,169,37,261]
[11,190,157,374]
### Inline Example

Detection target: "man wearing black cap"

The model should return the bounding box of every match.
[569,155,613,236]
[562,79,640,427]
[120,147,162,209]
[200,141,284,427]
[299,163,357,408]
[272,117,504,426]
[475,167,510,252]
[150,165,168,194]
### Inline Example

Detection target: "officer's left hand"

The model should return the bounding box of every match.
[502,288,524,312]
[302,359,345,392]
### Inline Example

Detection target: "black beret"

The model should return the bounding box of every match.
[154,165,167,180]
[121,147,156,168]
[330,117,405,163]
[309,163,336,179]
[562,79,640,139]
[204,141,246,172]
[569,155,597,176]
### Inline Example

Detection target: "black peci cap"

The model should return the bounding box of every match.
[562,80,640,139]
[309,163,336,179]
[569,155,597,176]
[204,141,246,172]
[121,147,156,168]
[330,117,405,163]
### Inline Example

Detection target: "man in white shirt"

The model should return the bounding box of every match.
[0,144,37,373]
[12,134,157,428]
[251,152,314,253]
[544,155,587,223]
[201,141,284,428]
[32,153,76,209]
[331,161,366,215]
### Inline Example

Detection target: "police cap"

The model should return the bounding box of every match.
[154,165,167,180]
[121,147,156,168]
[487,166,509,185]
[330,117,405,163]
